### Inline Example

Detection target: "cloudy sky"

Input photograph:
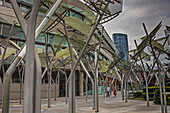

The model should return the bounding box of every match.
[103,0,170,51]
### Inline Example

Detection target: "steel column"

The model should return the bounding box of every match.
[86,75,88,101]
[73,48,95,109]
[102,80,105,99]
[0,23,3,35]
[95,46,100,112]
[48,66,52,108]
[0,77,2,107]
[65,70,68,104]
[63,21,75,113]
[125,74,127,102]
[121,74,125,100]
[18,66,22,105]
[23,0,42,113]
[54,71,57,101]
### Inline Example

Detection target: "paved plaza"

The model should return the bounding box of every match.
[1,92,169,113]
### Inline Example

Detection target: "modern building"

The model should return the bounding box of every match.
[0,0,121,100]
[112,33,129,61]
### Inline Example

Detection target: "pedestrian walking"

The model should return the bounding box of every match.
[107,86,110,97]
[114,89,117,97]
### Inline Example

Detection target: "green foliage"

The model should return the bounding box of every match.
[165,75,170,86]
[153,89,170,105]
[131,98,145,101]
[142,86,159,93]
[153,89,161,104]
[133,91,143,98]
[142,86,170,100]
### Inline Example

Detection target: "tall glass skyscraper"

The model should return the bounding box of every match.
[112,33,129,61]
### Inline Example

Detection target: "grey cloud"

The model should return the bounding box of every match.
[103,0,170,50]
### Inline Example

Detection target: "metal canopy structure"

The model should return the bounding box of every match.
[0,0,166,113]
[0,0,169,113]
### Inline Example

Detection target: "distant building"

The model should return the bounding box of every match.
[112,33,129,61]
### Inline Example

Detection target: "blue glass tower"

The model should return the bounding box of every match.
[112,33,129,61]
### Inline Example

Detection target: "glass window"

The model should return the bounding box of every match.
[70,10,84,21]
[36,44,45,52]
[36,33,45,43]
[49,34,54,44]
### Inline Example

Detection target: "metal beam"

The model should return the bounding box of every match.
[95,45,100,112]
[99,47,122,81]
[66,14,102,87]
[134,39,149,106]
[10,0,28,38]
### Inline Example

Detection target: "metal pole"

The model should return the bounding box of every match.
[132,69,141,90]
[157,61,170,113]
[54,71,57,101]
[0,77,2,107]
[164,64,170,112]
[110,78,115,96]
[73,48,95,109]
[161,63,170,113]
[142,23,164,111]
[63,21,75,113]
[121,73,125,100]
[23,0,42,113]
[147,44,164,112]
[103,80,105,99]
[127,78,129,99]
[42,37,65,79]
[48,66,52,108]
[92,82,95,110]
[85,56,95,109]
[158,68,164,113]
[86,75,88,101]
[129,76,134,93]
[125,74,127,103]
[95,45,100,112]
[58,70,60,98]
[0,23,3,35]
[44,33,51,108]
[1,22,15,113]
[162,76,167,113]
[18,66,22,104]
[21,66,24,104]
[0,22,15,72]
[65,70,68,104]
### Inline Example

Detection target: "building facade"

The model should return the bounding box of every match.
[112,33,129,61]
[0,0,120,100]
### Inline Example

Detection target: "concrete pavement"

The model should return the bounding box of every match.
[1,91,170,113]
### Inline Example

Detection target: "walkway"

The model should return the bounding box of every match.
[2,91,170,113]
